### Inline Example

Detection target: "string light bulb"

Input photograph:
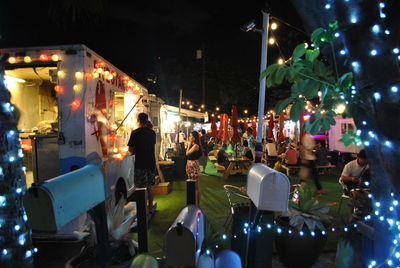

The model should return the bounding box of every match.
[51,54,60,61]
[270,22,278,30]
[8,57,16,64]
[24,56,32,63]
[268,38,275,45]
[277,58,284,64]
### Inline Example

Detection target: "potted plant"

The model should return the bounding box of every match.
[274,185,333,268]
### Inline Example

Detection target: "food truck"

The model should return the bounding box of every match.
[1,44,163,234]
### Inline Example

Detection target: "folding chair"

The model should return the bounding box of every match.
[223,185,249,228]
[337,180,351,218]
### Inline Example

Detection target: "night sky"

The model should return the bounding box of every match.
[0,0,305,115]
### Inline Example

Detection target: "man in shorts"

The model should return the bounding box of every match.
[128,113,156,214]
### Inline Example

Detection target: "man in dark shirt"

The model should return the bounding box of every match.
[128,113,156,213]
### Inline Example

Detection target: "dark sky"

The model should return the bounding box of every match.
[0,0,305,114]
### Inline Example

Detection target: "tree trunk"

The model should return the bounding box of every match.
[291,0,400,264]
[0,60,33,267]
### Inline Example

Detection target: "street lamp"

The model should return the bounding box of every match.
[241,10,270,163]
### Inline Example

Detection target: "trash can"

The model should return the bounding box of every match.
[230,203,274,268]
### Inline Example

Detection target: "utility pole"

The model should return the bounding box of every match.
[255,10,270,163]
[177,89,182,144]
[201,43,206,107]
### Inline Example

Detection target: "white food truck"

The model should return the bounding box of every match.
[1,44,163,235]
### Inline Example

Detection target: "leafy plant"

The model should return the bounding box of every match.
[280,185,333,232]
[261,21,360,136]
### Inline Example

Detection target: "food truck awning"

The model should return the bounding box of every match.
[164,105,206,120]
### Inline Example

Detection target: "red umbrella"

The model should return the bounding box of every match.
[231,106,240,143]
[251,117,257,138]
[210,116,217,137]
[299,111,305,140]
[218,114,224,139]
[222,114,230,143]
[267,114,275,139]
[277,112,285,142]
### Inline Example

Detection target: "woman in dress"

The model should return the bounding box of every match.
[186,131,203,205]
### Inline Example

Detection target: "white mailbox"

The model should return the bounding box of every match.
[23,164,105,232]
[164,205,204,267]
[246,163,290,211]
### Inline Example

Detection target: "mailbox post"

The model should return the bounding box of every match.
[23,165,110,267]
[245,163,290,268]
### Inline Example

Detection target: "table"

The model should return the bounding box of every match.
[222,157,253,179]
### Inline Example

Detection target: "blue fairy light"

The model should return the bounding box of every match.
[2,249,8,256]
[206,249,210,255]
[334,32,340,37]
[0,196,5,207]
[350,16,357,24]
[9,156,15,162]
[364,141,370,146]
[391,193,394,197]
[233,235,237,239]
[299,231,304,236]
[379,2,385,8]
[288,230,292,234]
[388,219,394,226]
[368,131,375,138]
[375,210,380,215]
[393,48,399,54]
[385,141,392,147]
[311,231,315,236]
[390,206,394,211]
[325,3,331,9]
[391,86,398,93]
[396,252,400,259]
[8,130,15,136]
[215,245,219,249]
[379,216,384,221]
[356,130,362,136]
[387,259,393,266]
[331,227,336,232]
[33,248,38,253]
[277,228,282,234]
[23,214,28,221]
[394,200,399,206]
[16,188,22,194]
[14,225,21,231]
[322,231,326,235]
[267,224,272,229]
[222,234,227,240]
[353,223,358,228]
[339,49,346,55]
[244,222,249,228]
[351,90,356,94]
[364,181,370,187]
[385,30,390,35]
[370,49,378,56]
[374,92,381,101]
[18,234,25,245]
[368,194,372,198]
[372,25,380,33]
[362,121,367,125]
[257,226,262,233]
[344,227,348,232]
[351,61,360,72]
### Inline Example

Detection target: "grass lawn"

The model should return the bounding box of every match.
[144,161,350,257]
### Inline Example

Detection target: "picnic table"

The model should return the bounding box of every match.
[215,156,253,179]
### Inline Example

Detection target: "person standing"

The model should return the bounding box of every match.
[199,129,208,173]
[186,131,202,206]
[300,133,326,194]
[128,113,156,214]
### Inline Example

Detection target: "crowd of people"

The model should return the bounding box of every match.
[128,114,370,213]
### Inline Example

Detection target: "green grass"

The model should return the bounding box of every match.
[145,162,349,257]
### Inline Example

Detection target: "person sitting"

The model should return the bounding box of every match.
[265,139,278,158]
[242,140,253,161]
[340,149,369,191]
[284,143,298,166]
[217,143,230,168]
[207,137,216,153]
[315,141,329,166]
